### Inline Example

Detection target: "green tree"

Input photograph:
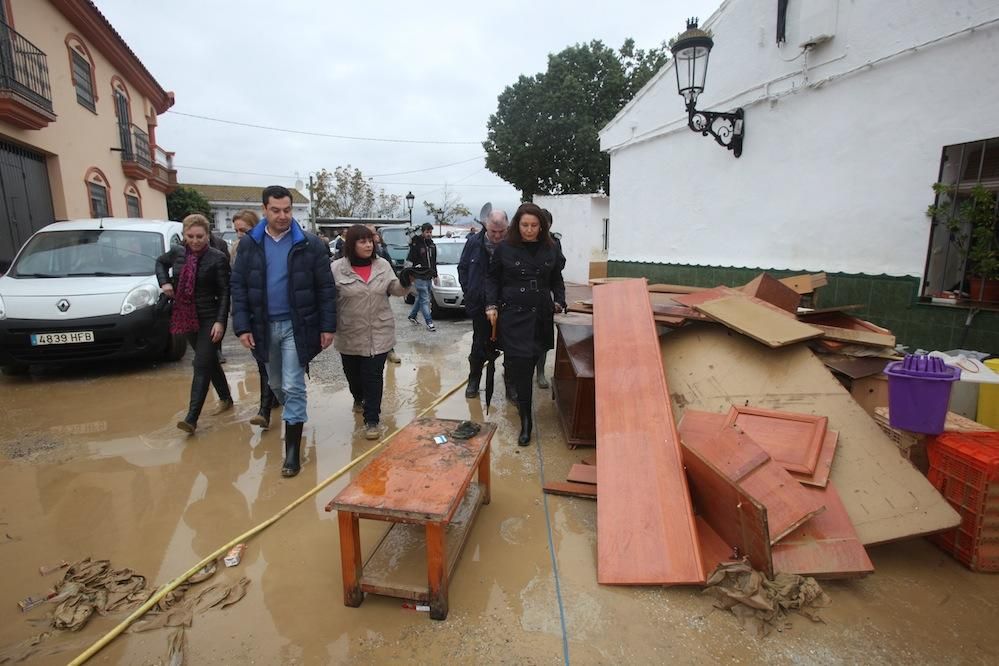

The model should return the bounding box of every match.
[483,39,668,200]
[309,166,402,218]
[423,189,471,236]
[167,186,212,222]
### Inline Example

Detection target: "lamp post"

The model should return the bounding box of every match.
[405,191,415,229]
[670,17,744,157]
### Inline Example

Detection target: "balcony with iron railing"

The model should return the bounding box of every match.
[0,19,56,129]
[120,122,152,179]
[149,144,178,194]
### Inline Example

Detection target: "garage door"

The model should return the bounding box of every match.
[0,140,55,271]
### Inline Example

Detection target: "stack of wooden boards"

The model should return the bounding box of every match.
[548,279,961,587]
[573,272,897,357]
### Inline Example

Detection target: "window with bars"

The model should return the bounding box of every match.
[70,49,95,112]
[89,181,109,217]
[923,137,999,303]
[126,193,141,218]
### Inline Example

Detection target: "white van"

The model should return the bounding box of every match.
[0,219,187,374]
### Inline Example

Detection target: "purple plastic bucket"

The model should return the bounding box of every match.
[884,355,960,434]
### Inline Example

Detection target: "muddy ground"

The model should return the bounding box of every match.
[1,297,998,664]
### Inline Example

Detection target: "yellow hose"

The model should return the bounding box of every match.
[69,378,469,665]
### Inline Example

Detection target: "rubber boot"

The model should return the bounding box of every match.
[465,357,483,398]
[505,374,518,402]
[250,384,274,429]
[536,351,549,389]
[517,400,533,446]
[281,422,304,477]
[178,372,211,434]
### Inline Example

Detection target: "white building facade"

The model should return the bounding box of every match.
[535,194,609,285]
[598,0,999,352]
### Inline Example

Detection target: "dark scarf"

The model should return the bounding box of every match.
[349,255,373,266]
[169,246,205,334]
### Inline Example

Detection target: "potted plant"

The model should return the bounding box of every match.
[927,183,999,302]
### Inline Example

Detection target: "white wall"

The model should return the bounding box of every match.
[599,0,999,277]
[535,194,609,284]
[211,203,309,230]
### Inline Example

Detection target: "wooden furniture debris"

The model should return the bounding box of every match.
[542,481,597,499]
[683,441,773,577]
[326,418,494,621]
[694,296,825,348]
[679,411,827,542]
[566,463,597,485]
[771,482,874,579]
[820,355,890,380]
[594,279,703,585]
[778,273,828,294]
[811,324,896,348]
[742,273,801,313]
[850,374,890,418]
[660,324,960,545]
[723,406,828,477]
[552,323,596,448]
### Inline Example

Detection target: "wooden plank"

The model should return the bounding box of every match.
[797,304,865,315]
[813,324,896,348]
[695,515,738,581]
[820,355,889,380]
[742,273,801,313]
[679,410,826,544]
[594,279,703,585]
[683,441,773,577]
[779,273,828,294]
[724,406,828,475]
[660,324,960,545]
[772,482,874,579]
[328,419,495,522]
[648,283,708,294]
[795,429,838,488]
[543,481,597,499]
[800,312,892,335]
[580,454,596,466]
[695,296,825,348]
[567,463,597,485]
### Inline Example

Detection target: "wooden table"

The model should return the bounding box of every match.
[553,322,596,448]
[325,418,494,620]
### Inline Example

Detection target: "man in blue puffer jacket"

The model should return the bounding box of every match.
[231,185,336,477]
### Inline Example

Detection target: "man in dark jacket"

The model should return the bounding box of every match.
[405,223,438,331]
[458,210,510,398]
[231,185,336,478]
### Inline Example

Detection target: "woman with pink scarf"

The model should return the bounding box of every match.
[156,214,233,433]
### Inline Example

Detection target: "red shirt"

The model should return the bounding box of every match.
[354,264,372,283]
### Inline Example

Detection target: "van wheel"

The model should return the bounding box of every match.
[1,364,29,376]
[164,334,187,362]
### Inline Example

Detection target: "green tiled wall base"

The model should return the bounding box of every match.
[609,261,999,354]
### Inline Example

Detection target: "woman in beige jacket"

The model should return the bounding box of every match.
[332,224,411,439]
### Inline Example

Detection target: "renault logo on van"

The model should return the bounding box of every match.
[57,299,70,312]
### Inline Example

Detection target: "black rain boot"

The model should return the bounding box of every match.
[209,363,233,415]
[536,351,549,389]
[250,381,274,429]
[505,374,519,402]
[281,422,304,477]
[465,357,483,398]
[517,400,533,446]
[178,372,211,434]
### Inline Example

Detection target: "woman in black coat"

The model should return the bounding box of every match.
[485,202,566,445]
[156,214,233,434]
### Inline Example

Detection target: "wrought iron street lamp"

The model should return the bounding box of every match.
[671,17,744,157]
[405,191,415,227]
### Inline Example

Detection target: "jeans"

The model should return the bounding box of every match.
[265,319,307,424]
[408,278,433,324]
[341,352,389,425]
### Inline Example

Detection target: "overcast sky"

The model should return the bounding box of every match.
[97,0,720,223]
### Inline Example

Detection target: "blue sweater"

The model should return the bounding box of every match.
[264,232,293,320]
